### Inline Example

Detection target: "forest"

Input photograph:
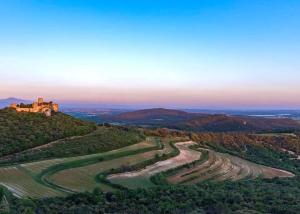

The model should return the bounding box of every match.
[0,109,96,157]
[3,177,300,213]
[0,125,145,164]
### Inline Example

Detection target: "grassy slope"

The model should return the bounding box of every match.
[0,139,159,198]
[0,109,96,157]
[36,138,161,194]
[2,126,145,164]
[37,138,183,193]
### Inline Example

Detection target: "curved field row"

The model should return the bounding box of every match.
[0,167,62,198]
[166,149,295,185]
[22,139,156,176]
[107,144,294,189]
[47,140,175,192]
[0,139,295,198]
[107,141,200,189]
[0,139,158,198]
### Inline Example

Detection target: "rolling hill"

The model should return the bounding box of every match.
[115,108,188,120]
[110,108,300,132]
[0,108,97,157]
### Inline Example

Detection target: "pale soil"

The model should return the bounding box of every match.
[0,139,156,198]
[49,141,174,192]
[167,149,295,184]
[108,141,200,182]
[0,138,296,197]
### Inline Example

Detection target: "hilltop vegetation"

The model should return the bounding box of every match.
[0,109,96,157]
[1,126,145,163]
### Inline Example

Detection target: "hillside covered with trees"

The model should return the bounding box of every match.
[107,108,300,133]
[0,126,145,164]
[0,109,97,157]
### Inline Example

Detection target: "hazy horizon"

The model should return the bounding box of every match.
[1,1,300,109]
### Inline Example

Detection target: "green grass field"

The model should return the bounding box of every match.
[45,139,174,192]
[0,138,158,198]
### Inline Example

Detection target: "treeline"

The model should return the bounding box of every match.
[4,177,300,213]
[0,109,96,157]
[191,132,300,175]
[144,128,300,156]
[0,125,145,164]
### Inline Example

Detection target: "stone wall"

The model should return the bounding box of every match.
[10,98,59,116]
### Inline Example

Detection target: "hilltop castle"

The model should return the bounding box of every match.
[10,98,59,116]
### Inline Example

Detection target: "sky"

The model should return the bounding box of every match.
[0,0,300,109]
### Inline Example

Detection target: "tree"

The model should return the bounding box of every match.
[0,187,3,201]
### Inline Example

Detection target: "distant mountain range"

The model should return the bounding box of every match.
[0,97,32,109]
[2,98,300,132]
[108,108,300,132]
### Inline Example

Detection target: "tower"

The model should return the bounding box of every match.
[38,98,43,104]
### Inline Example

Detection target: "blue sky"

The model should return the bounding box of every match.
[0,0,300,108]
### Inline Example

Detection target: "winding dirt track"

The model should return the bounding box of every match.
[108,141,200,180]
[108,141,295,188]
[0,130,98,162]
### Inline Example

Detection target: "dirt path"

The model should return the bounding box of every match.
[109,143,295,188]
[0,129,98,161]
[167,149,295,184]
[20,136,79,152]
[108,141,200,180]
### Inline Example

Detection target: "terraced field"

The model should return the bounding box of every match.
[0,139,158,198]
[0,166,62,198]
[0,138,295,198]
[47,139,175,192]
[108,141,199,188]
[165,148,294,185]
[108,145,294,189]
